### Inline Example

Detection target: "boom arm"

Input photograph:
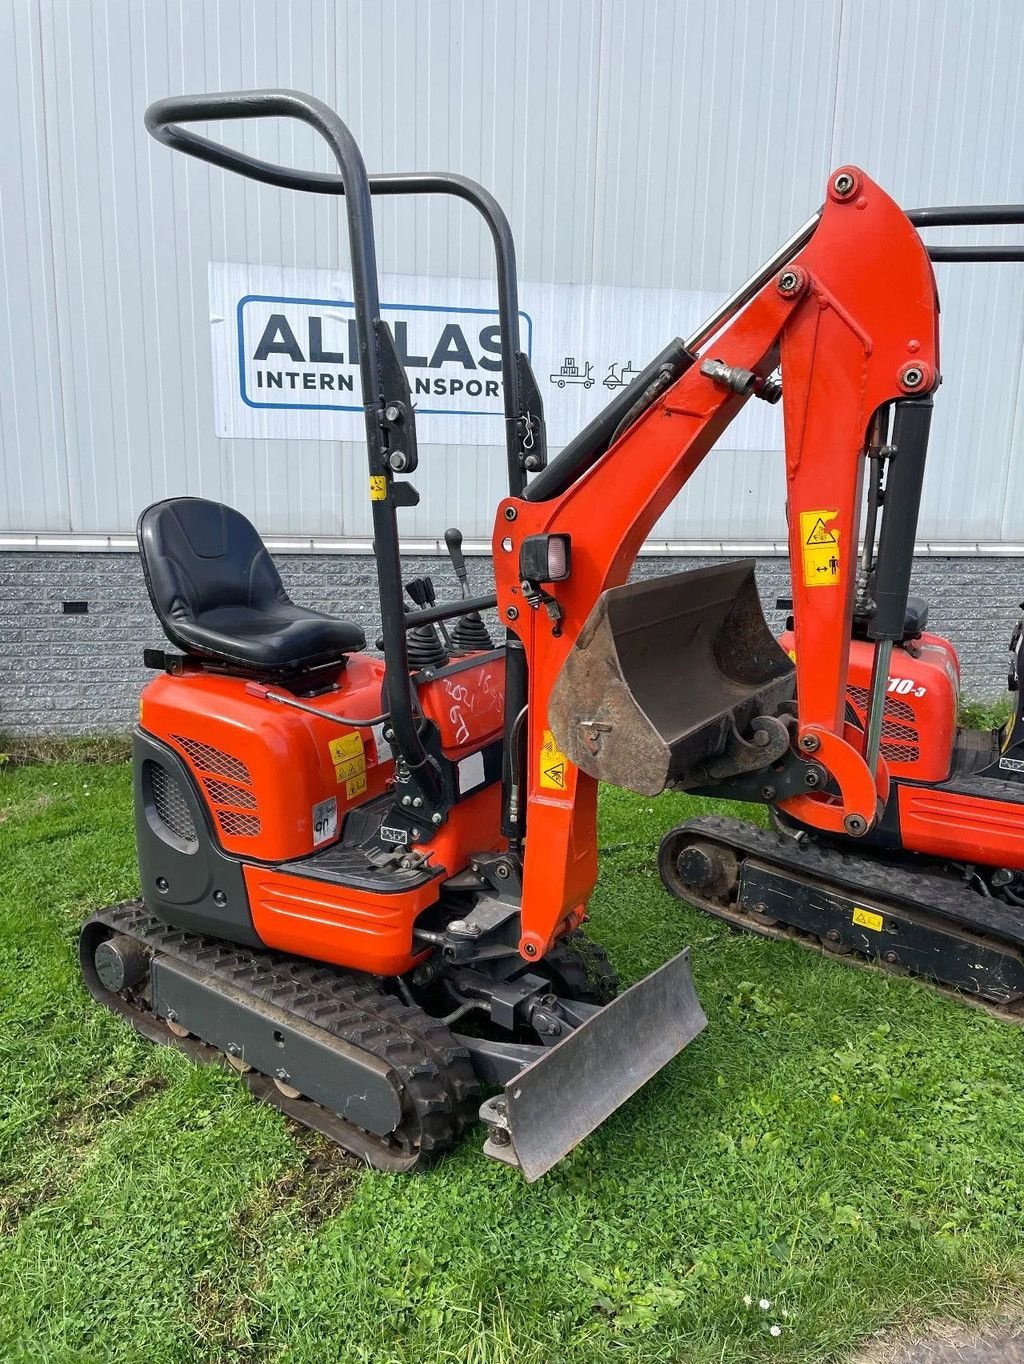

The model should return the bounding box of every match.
[493,166,940,960]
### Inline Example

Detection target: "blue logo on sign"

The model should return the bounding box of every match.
[236,294,533,416]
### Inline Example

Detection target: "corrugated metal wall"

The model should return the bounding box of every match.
[1,0,1023,544]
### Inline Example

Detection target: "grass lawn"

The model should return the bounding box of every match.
[2,758,1024,1364]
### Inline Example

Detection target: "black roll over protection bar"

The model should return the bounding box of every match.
[145,90,547,813]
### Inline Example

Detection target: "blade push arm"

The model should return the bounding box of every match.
[493,167,939,960]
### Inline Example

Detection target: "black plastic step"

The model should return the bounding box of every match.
[279,840,442,893]
[926,771,1024,805]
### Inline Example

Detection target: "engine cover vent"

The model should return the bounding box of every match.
[171,735,252,784]
[203,777,258,810]
[216,809,262,838]
[146,761,199,851]
[845,685,920,764]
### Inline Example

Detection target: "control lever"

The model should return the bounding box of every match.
[443,525,495,654]
[444,527,469,598]
[405,576,435,608]
[406,576,453,653]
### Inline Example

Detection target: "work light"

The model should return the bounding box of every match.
[519,533,572,584]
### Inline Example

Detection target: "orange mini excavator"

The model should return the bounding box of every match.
[81,88,1024,1180]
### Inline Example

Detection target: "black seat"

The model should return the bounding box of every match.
[901,594,929,637]
[851,593,930,642]
[779,592,929,643]
[138,498,365,675]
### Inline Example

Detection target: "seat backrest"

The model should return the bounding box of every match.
[138,497,288,628]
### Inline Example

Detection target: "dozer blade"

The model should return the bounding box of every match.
[548,560,795,795]
[479,947,707,1181]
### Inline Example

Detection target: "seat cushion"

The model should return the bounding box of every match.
[848,593,930,644]
[177,603,366,671]
[138,497,365,674]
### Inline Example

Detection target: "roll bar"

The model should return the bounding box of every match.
[147,90,435,778]
[907,204,1024,261]
[144,92,543,496]
[146,88,548,798]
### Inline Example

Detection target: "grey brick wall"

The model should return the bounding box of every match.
[1,549,1019,736]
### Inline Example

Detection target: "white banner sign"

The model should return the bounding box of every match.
[209,261,782,452]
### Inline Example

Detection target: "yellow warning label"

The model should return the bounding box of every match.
[799,509,841,588]
[330,732,366,786]
[852,906,884,933]
[330,733,364,763]
[334,755,365,782]
[539,729,570,790]
[369,475,387,502]
[345,773,368,800]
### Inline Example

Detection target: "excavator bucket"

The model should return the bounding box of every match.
[548,560,795,796]
[479,946,706,1181]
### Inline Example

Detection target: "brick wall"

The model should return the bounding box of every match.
[0,550,1019,736]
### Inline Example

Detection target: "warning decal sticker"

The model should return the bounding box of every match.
[329,732,367,790]
[852,906,884,933]
[799,509,841,588]
[539,729,570,790]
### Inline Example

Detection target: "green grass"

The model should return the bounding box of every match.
[0,732,133,767]
[3,762,1024,1363]
[958,694,1014,731]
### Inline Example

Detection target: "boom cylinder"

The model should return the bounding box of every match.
[869,397,933,643]
[863,396,933,774]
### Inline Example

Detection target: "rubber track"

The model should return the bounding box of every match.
[667,814,1024,1022]
[82,901,480,1168]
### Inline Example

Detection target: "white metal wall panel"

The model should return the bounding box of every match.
[0,0,70,535]
[828,0,1024,542]
[0,0,1022,545]
[331,0,609,541]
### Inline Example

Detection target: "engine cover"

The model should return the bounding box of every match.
[780,627,959,784]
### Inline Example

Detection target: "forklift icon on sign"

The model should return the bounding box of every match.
[550,357,595,389]
[604,360,640,390]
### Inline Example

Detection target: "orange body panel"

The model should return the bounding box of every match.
[780,628,959,784]
[140,655,390,862]
[243,865,435,975]
[141,654,508,975]
[246,783,504,973]
[141,654,507,861]
[897,784,1024,868]
[418,655,505,758]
